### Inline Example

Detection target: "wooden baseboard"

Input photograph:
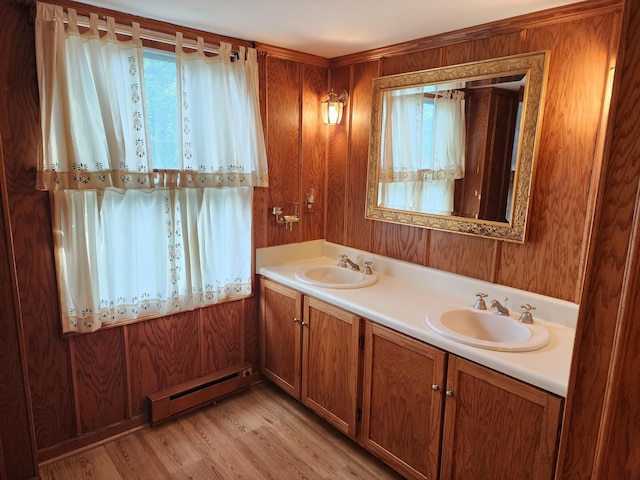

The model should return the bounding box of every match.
[37,415,148,465]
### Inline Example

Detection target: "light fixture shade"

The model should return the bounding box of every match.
[321,89,348,125]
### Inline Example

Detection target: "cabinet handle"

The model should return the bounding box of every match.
[293,317,300,323]
[432,385,439,391]
[301,321,308,326]
[446,390,454,397]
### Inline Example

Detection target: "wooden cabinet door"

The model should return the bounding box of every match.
[259,278,303,399]
[301,296,362,438]
[440,356,563,480]
[361,322,447,480]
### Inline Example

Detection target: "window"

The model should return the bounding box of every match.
[143,49,179,170]
[35,4,268,333]
[420,96,435,170]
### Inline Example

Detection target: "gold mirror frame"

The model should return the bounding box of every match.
[365,51,549,243]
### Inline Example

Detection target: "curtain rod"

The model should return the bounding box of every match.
[62,11,228,55]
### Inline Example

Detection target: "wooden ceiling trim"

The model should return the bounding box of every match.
[329,0,622,67]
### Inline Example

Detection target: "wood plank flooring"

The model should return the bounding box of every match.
[39,382,403,479]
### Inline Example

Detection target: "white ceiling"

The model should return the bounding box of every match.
[82,0,583,58]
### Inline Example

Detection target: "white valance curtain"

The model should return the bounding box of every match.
[172,34,268,188]
[35,2,268,333]
[35,2,269,191]
[35,5,153,190]
[379,85,466,183]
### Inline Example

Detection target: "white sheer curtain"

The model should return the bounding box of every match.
[379,88,424,183]
[430,89,466,181]
[35,2,268,333]
[35,4,154,190]
[53,188,252,331]
[159,34,269,188]
[378,85,465,214]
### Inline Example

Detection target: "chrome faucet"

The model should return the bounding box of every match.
[490,298,509,316]
[518,304,536,324]
[474,293,488,310]
[338,254,360,271]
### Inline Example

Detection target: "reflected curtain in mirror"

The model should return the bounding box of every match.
[379,83,465,215]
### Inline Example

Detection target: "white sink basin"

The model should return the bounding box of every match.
[295,265,378,289]
[426,306,550,352]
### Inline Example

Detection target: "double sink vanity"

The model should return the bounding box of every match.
[257,240,576,480]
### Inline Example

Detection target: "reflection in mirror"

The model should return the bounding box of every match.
[366,52,549,243]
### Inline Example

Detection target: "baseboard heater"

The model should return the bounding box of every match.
[148,362,252,426]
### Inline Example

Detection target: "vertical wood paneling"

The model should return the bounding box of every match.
[300,64,328,242]
[380,49,441,76]
[344,61,379,251]
[70,328,127,434]
[254,54,270,250]
[200,302,244,375]
[326,66,351,244]
[428,232,497,281]
[127,312,201,416]
[498,15,616,301]
[372,222,428,265]
[266,57,301,246]
[0,132,36,479]
[0,1,76,451]
[445,32,524,63]
[243,297,259,370]
[558,4,634,478]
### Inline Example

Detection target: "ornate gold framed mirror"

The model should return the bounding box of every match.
[365,51,549,243]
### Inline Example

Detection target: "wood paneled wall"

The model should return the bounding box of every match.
[0,127,37,479]
[0,0,626,476]
[326,2,622,303]
[254,50,328,248]
[558,0,640,476]
[0,0,264,469]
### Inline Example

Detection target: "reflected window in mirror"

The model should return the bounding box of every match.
[379,83,465,216]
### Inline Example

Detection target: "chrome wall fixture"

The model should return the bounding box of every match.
[272,203,299,231]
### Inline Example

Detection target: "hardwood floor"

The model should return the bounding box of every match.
[39,382,403,479]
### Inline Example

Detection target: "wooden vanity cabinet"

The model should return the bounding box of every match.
[259,278,303,399]
[361,321,563,480]
[302,296,362,438]
[259,278,362,438]
[261,279,563,479]
[440,356,563,480]
[361,322,446,480]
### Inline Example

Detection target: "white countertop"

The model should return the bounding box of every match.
[258,242,577,397]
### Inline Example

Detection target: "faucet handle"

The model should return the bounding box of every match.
[518,304,536,324]
[338,254,348,267]
[474,293,487,310]
[363,261,373,275]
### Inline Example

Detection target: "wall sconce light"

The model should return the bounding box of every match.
[321,89,349,126]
